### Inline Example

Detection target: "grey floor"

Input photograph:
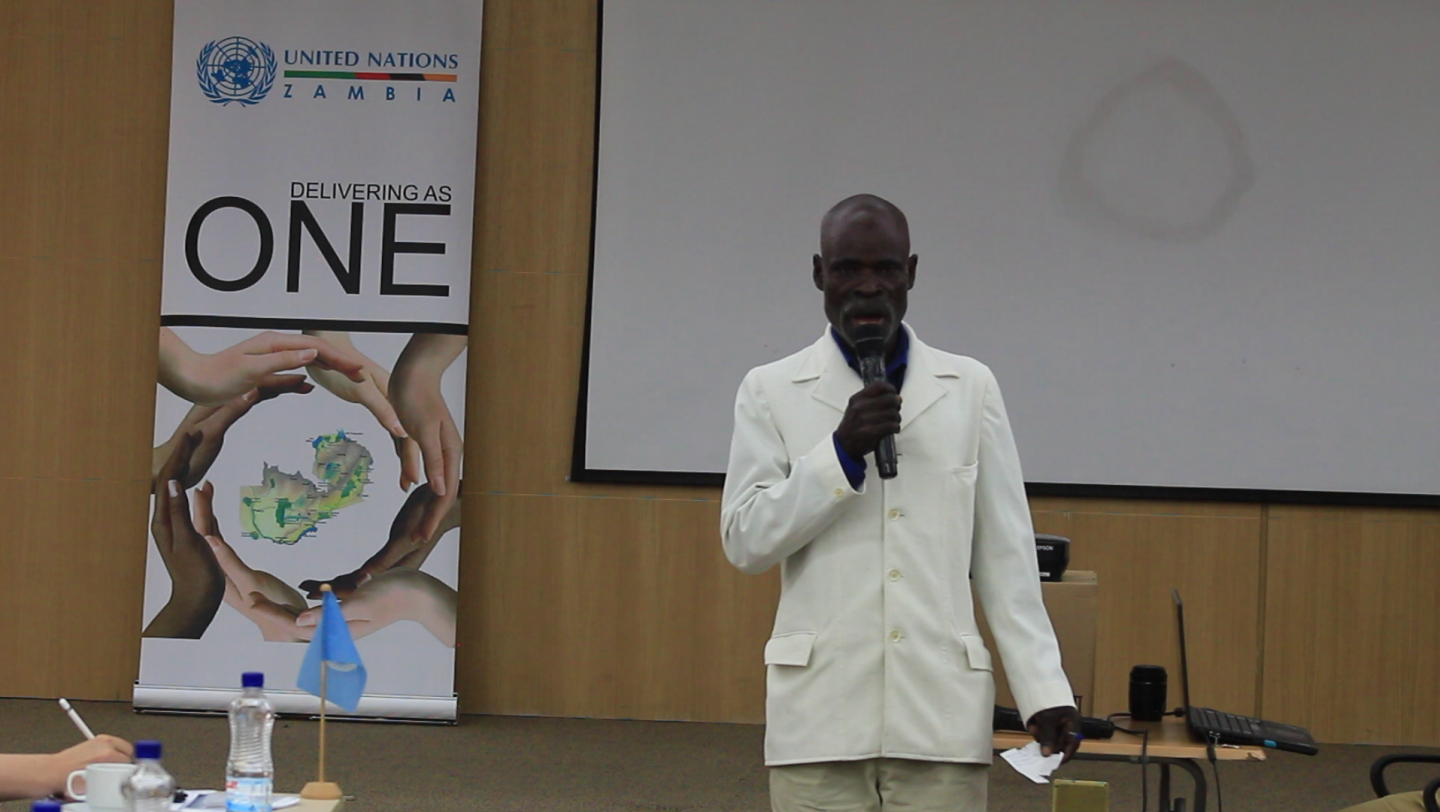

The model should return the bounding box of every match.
[0,698,1434,811]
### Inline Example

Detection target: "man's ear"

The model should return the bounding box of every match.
[906,254,918,290]
[812,254,825,291]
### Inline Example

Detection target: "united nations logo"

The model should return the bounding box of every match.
[196,37,277,106]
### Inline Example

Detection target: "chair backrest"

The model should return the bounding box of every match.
[1369,753,1440,811]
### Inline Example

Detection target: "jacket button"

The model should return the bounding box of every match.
[888,569,902,582]
[834,488,844,497]
[888,508,902,520]
[889,629,903,643]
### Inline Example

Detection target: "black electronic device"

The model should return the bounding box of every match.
[993,705,1115,740]
[1128,664,1168,721]
[1035,534,1069,581]
[1173,588,1319,755]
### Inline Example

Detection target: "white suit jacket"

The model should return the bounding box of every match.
[720,325,1074,766]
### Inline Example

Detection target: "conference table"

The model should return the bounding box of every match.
[993,716,1265,812]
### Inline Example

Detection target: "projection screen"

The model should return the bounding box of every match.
[578,0,1440,500]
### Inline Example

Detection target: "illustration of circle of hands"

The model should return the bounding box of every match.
[155,328,462,536]
[148,329,466,645]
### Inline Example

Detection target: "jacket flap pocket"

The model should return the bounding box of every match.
[764,632,817,667]
[961,634,993,672]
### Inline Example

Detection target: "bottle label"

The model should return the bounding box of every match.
[226,776,273,812]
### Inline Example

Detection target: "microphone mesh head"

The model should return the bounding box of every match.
[850,324,887,356]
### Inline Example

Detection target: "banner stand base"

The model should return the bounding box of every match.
[134,685,456,723]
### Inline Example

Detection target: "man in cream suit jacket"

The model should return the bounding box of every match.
[721,195,1080,811]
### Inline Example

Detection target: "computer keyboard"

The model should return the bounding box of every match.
[1196,707,1263,737]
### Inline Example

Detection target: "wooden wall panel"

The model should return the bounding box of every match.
[1,0,1435,746]
[458,492,774,722]
[0,478,149,699]
[54,37,170,261]
[36,1,171,42]
[482,0,596,51]
[0,0,165,702]
[466,270,588,494]
[0,3,170,262]
[1261,506,1440,744]
[0,3,54,38]
[1030,499,1265,717]
[1,259,159,481]
[473,46,596,278]
[0,35,63,259]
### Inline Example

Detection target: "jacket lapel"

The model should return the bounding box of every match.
[793,331,858,414]
[898,333,953,430]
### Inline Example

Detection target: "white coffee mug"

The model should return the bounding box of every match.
[66,762,138,810]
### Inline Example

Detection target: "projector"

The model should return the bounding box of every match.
[1035,534,1070,582]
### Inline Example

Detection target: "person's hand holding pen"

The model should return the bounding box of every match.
[0,701,132,802]
[48,737,134,795]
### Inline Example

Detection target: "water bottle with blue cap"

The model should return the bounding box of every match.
[121,740,175,811]
[227,671,276,812]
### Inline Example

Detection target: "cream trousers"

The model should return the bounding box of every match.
[770,758,989,812]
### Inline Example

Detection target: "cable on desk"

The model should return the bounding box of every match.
[1206,733,1225,812]
[1107,713,1150,812]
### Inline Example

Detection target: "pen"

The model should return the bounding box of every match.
[58,698,95,740]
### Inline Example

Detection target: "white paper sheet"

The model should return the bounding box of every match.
[1000,741,1065,785]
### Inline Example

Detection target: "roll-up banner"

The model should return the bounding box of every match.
[138,0,481,720]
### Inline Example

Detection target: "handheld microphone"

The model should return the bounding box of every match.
[852,330,898,480]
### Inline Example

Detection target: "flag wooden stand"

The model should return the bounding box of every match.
[302,585,344,802]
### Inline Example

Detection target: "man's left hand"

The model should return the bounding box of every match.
[1028,705,1083,764]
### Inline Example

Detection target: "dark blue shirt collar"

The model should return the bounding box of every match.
[831,324,909,391]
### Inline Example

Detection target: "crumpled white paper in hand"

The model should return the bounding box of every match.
[1000,740,1065,784]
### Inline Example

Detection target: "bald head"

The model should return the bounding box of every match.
[820,194,911,257]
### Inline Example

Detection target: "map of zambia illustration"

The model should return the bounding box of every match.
[241,431,373,544]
